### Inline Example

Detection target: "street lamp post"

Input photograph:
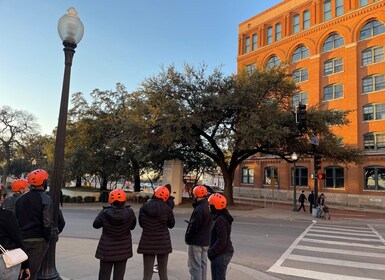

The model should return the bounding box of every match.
[291,152,298,212]
[38,8,83,280]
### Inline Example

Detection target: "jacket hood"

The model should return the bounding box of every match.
[104,206,131,226]
[141,198,165,218]
[214,208,233,224]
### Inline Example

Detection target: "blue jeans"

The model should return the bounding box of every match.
[210,252,233,280]
[188,245,208,280]
[0,259,21,280]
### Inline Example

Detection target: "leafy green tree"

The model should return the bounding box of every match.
[132,64,361,204]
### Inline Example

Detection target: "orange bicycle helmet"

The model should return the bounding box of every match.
[154,186,170,202]
[193,185,208,198]
[12,179,29,192]
[28,169,49,187]
[208,193,227,210]
[109,189,127,204]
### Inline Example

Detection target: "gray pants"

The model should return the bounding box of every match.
[188,245,208,280]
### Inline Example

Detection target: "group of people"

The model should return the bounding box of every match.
[297,190,330,219]
[0,169,63,280]
[94,184,233,280]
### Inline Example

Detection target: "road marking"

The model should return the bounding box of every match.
[288,254,385,271]
[309,228,377,237]
[314,224,371,230]
[295,245,385,258]
[368,224,385,245]
[312,225,373,233]
[269,266,382,280]
[301,238,385,249]
[306,233,382,242]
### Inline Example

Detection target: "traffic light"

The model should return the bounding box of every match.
[317,173,325,180]
[297,104,306,131]
[314,153,322,172]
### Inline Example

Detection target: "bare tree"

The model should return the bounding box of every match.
[0,106,39,195]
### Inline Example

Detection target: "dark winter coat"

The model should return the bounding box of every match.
[185,198,212,246]
[2,192,22,211]
[208,208,234,260]
[166,196,175,209]
[93,205,136,261]
[137,197,175,255]
[298,193,307,203]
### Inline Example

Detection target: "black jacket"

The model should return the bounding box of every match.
[0,208,30,269]
[137,197,175,255]
[185,198,212,246]
[166,196,175,209]
[208,208,234,260]
[14,188,53,241]
[2,192,22,211]
[93,205,136,261]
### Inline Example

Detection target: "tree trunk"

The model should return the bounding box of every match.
[1,146,11,195]
[222,171,234,206]
[75,176,82,187]
[133,161,141,192]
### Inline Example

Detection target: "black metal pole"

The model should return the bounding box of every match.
[312,145,318,210]
[292,160,297,211]
[38,41,76,280]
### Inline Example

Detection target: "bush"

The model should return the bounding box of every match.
[63,195,71,203]
[76,196,83,203]
[69,196,77,203]
[84,196,95,203]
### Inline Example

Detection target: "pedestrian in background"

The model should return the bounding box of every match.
[185,185,212,280]
[297,190,307,212]
[14,169,53,280]
[138,186,175,280]
[0,207,31,280]
[207,193,234,280]
[93,189,136,280]
[2,179,29,212]
[308,191,314,214]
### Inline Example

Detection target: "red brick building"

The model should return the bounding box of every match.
[235,0,385,208]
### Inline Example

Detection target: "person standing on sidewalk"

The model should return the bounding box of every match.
[308,191,315,214]
[2,179,29,211]
[138,186,175,280]
[207,193,234,280]
[297,190,307,212]
[93,189,136,280]
[14,169,53,280]
[185,185,212,280]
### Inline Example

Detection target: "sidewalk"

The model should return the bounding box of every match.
[57,201,384,280]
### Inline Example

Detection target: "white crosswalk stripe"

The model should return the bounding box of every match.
[268,222,385,280]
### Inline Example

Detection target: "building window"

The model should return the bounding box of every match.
[293,14,300,34]
[324,167,344,188]
[252,33,258,51]
[275,23,282,41]
[292,46,310,62]
[246,64,256,74]
[364,166,385,190]
[322,34,344,52]
[242,167,254,184]
[324,84,343,100]
[264,167,279,187]
[267,26,273,44]
[360,20,385,40]
[292,167,308,187]
[335,0,344,16]
[245,36,250,53]
[293,68,308,83]
[324,0,332,21]
[303,10,310,30]
[362,74,385,93]
[363,104,385,121]
[362,46,384,66]
[292,92,308,108]
[266,56,281,69]
[324,58,343,76]
[360,0,369,6]
[364,132,385,150]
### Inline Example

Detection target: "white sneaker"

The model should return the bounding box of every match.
[153,264,158,273]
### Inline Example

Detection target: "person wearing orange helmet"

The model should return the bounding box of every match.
[137,186,175,280]
[14,169,53,280]
[2,179,29,211]
[184,185,212,280]
[207,193,234,280]
[93,189,136,280]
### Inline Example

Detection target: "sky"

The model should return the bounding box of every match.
[0,0,281,135]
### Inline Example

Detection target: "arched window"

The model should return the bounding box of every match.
[242,167,254,184]
[292,166,308,186]
[264,167,279,187]
[360,20,385,40]
[364,132,385,150]
[364,166,385,190]
[266,56,281,69]
[324,166,344,188]
[292,46,310,62]
[322,33,344,52]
